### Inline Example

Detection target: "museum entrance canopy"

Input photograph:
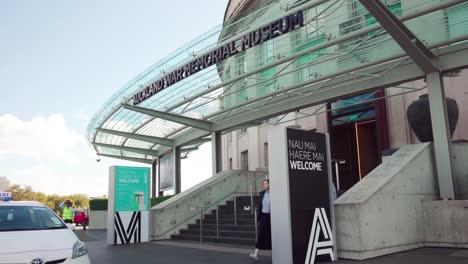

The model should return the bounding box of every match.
[87,0,468,165]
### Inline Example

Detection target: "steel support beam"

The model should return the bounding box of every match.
[426,72,455,199]
[181,147,199,153]
[211,131,222,176]
[359,0,438,74]
[181,138,211,146]
[123,104,214,131]
[97,153,153,164]
[94,142,158,156]
[97,128,175,147]
[173,147,182,194]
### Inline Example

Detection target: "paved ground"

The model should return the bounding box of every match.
[76,230,468,264]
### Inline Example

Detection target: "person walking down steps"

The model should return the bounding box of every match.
[249,179,271,262]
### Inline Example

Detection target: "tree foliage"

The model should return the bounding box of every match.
[8,185,90,212]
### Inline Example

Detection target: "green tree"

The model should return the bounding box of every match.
[8,185,90,212]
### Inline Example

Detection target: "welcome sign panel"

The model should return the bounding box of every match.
[286,128,334,264]
[108,166,150,245]
[115,166,150,212]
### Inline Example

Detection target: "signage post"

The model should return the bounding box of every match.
[107,166,150,245]
[268,126,336,264]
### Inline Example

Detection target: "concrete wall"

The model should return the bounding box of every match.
[423,200,468,248]
[335,143,438,260]
[89,210,107,230]
[453,142,468,199]
[335,142,468,260]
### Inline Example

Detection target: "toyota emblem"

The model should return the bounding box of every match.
[31,258,44,264]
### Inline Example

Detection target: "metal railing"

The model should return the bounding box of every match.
[193,184,260,246]
[151,171,267,242]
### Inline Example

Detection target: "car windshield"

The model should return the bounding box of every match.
[0,206,66,232]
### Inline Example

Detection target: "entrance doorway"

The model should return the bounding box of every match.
[329,90,388,193]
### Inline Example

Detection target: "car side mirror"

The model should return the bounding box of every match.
[66,223,75,231]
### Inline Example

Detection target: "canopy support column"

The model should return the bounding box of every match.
[427,72,455,200]
[173,146,182,194]
[157,158,164,197]
[151,159,157,198]
[211,132,222,176]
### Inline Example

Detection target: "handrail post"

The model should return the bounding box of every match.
[200,209,203,246]
[254,209,258,241]
[234,193,237,225]
[250,184,254,215]
[216,205,219,238]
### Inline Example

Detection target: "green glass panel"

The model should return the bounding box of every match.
[447,2,468,39]
[348,114,359,122]
[259,67,277,78]
[296,36,326,65]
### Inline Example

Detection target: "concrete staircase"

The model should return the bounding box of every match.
[171,195,260,246]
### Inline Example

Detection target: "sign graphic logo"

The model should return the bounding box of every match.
[305,208,335,264]
[114,211,142,244]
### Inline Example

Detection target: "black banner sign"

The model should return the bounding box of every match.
[286,128,334,264]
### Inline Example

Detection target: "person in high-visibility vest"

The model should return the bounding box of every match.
[60,200,74,223]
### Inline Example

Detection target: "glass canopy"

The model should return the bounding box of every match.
[87,0,468,163]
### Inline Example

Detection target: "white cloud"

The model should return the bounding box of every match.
[15,165,108,196]
[0,114,90,163]
[0,113,212,197]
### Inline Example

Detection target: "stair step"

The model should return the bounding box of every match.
[180,229,256,239]
[196,218,255,225]
[188,224,255,232]
[204,213,254,220]
[233,196,261,201]
[226,200,257,207]
[218,204,256,211]
[211,209,254,215]
[171,234,255,246]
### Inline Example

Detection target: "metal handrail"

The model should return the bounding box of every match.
[152,176,264,240]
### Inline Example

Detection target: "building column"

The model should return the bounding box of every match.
[426,72,455,200]
[151,158,157,198]
[173,146,182,194]
[157,157,163,197]
[211,132,222,176]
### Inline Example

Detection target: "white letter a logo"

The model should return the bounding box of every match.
[305,208,335,264]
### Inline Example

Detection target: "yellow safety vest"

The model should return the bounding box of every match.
[63,206,73,221]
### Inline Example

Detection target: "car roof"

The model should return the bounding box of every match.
[0,200,46,207]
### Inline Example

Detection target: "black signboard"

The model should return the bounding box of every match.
[286,128,334,264]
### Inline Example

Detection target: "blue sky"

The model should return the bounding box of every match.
[0,0,228,196]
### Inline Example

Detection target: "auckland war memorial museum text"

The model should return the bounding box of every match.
[133,10,304,105]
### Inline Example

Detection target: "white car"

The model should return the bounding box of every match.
[0,199,91,264]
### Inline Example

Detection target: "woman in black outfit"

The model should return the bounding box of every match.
[249,179,271,262]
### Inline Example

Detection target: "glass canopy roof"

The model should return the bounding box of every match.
[87,0,468,163]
